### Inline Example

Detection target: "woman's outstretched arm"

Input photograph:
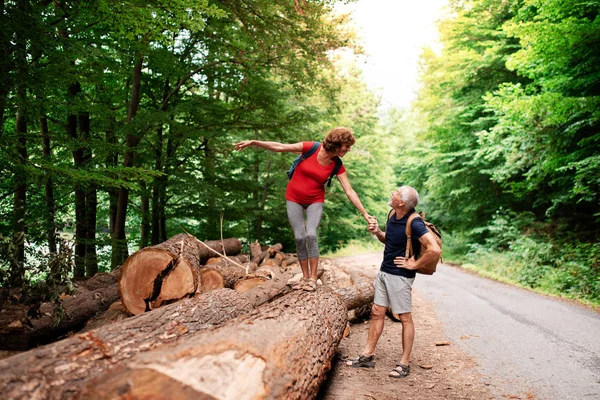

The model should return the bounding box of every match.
[336,172,372,222]
[234,140,303,153]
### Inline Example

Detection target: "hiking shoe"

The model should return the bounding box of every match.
[292,277,307,290]
[303,278,317,292]
[389,363,410,378]
[346,354,375,368]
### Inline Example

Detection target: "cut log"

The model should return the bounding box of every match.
[251,243,283,265]
[209,264,246,289]
[0,289,253,400]
[234,277,268,293]
[118,234,241,315]
[81,301,131,332]
[333,279,374,311]
[254,265,281,279]
[196,269,225,294]
[281,256,298,268]
[268,243,283,255]
[78,288,347,400]
[250,241,262,259]
[0,264,370,400]
[0,268,121,350]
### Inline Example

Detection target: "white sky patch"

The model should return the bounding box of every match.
[336,0,447,110]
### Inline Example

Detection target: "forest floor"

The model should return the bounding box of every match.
[318,253,498,400]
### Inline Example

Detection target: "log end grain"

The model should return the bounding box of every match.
[197,269,225,294]
[119,249,195,315]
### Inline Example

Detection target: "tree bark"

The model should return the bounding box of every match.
[334,279,374,311]
[41,115,57,254]
[140,181,150,249]
[11,33,27,285]
[67,82,87,278]
[0,271,368,399]
[105,123,119,238]
[0,289,250,400]
[0,268,121,350]
[112,52,144,267]
[78,288,347,400]
[118,234,242,314]
[151,127,164,245]
[80,110,97,276]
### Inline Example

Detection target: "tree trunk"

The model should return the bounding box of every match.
[140,181,150,249]
[41,115,57,254]
[0,271,368,399]
[80,111,97,276]
[11,104,27,287]
[67,82,86,277]
[112,52,144,267]
[151,127,164,245]
[333,279,374,311]
[105,124,119,238]
[0,268,121,350]
[0,289,250,400]
[79,288,347,400]
[118,234,242,315]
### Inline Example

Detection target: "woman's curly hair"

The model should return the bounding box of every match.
[323,127,356,153]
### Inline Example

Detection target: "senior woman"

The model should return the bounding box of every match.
[234,127,372,291]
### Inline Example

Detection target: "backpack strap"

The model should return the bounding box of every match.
[405,212,421,260]
[325,157,343,187]
[303,141,320,160]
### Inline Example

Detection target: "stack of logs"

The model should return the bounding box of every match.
[0,233,375,400]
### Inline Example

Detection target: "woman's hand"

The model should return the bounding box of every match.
[233,140,254,151]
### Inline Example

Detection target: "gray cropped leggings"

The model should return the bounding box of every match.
[286,201,324,260]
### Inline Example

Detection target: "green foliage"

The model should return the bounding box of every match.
[402,0,600,305]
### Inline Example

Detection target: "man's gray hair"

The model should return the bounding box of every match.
[399,185,419,210]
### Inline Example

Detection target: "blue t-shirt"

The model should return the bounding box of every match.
[380,209,429,278]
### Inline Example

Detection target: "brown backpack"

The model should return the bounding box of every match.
[388,210,442,275]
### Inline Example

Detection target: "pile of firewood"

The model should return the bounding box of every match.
[0,233,375,400]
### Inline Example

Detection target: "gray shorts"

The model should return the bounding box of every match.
[373,271,415,315]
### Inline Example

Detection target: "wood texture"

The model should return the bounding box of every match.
[118,235,241,314]
[78,287,347,400]
[0,268,120,350]
[0,289,251,400]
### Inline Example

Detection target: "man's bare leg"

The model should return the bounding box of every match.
[361,304,386,356]
[398,312,414,365]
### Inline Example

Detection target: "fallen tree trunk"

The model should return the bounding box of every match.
[80,301,131,333]
[0,269,301,400]
[118,234,242,315]
[79,288,347,400]
[0,268,367,399]
[0,268,121,350]
[334,279,374,310]
[0,289,251,400]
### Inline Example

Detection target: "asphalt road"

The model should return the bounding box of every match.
[414,263,600,399]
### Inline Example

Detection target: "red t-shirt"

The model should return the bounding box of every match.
[285,141,347,204]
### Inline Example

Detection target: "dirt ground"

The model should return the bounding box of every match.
[318,254,496,400]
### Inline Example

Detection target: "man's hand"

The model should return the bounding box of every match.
[393,256,418,270]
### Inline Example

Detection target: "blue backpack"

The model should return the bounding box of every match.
[286,141,343,187]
